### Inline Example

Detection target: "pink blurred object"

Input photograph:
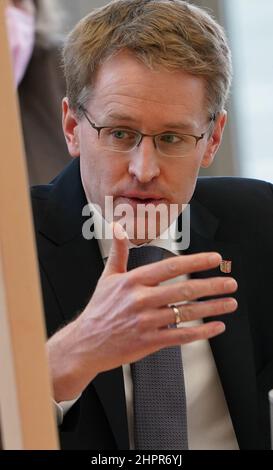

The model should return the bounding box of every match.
[5,5,35,87]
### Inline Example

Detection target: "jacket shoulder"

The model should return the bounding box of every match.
[194,177,273,217]
[31,184,54,227]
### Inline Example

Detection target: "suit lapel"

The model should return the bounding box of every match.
[182,199,260,449]
[37,159,129,449]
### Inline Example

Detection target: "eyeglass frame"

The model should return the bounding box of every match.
[78,104,216,157]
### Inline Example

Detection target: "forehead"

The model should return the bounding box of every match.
[89,51,207,130]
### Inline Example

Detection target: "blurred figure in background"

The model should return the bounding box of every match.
[6,0,71,184]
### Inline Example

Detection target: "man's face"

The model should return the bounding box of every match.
[63,51,226,243]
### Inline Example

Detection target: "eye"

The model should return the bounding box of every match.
[111,129,130,140]
[160,134,182,144]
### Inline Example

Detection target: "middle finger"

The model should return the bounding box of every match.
[144,277,238,308]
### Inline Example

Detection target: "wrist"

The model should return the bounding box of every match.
[47,318,98,402]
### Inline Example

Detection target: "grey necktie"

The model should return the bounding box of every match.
[128,246,188,450]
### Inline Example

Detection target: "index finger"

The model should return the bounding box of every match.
[130,252,222,285]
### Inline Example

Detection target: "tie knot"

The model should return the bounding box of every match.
[127,246,166,271]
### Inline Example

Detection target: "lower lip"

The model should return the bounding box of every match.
[117,197,166,208]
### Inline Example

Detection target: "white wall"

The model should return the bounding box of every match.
[59,0,109,32]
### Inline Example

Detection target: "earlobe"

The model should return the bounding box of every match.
[201,111,227,169]
[62,97,80,158]
[201,151,215,168]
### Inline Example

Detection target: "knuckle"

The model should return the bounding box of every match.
[130,289,146,310]
[166,260,178,276]
[181,284,194,301]
[191,255,201,268]
[179,328,193,343]
[209,278,216,289]
[205,279,214,292]
[179,305,192,322]
[134,314,150,333]
[218,278,227,289]
[207,302,217,314]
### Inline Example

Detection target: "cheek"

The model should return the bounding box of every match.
[99,155,129,189]
[81,149,128,198]
[166,159,202,203]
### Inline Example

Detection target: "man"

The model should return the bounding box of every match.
[31,0,273,449]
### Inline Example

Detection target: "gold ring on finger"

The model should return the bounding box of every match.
[170,304,183,325]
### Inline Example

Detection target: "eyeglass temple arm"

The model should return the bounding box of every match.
[78,104,98,129]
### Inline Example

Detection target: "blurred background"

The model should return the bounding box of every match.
[8,0,273,183]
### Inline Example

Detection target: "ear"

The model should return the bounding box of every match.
[62,97,80,158]
[201,111,227,168]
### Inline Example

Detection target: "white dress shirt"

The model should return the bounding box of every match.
[55,204,239,450]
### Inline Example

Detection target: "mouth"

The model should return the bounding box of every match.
[117,195,167,207]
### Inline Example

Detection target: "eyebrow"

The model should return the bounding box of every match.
[105,112,196,132]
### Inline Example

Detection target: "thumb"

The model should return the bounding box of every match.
[102,222,129,277]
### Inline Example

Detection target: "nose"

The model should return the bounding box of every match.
[128,136,160,183]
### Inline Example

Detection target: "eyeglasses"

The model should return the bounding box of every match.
[79,105,216,158]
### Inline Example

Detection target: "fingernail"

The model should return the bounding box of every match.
[209,253,222,264]
[224,279,237,290]
[215,323,226,333]
[224,299,238,311]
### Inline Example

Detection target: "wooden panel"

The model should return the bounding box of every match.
[0,0,59,449]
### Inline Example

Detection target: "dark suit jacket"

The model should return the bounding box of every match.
[31,158,273,450]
